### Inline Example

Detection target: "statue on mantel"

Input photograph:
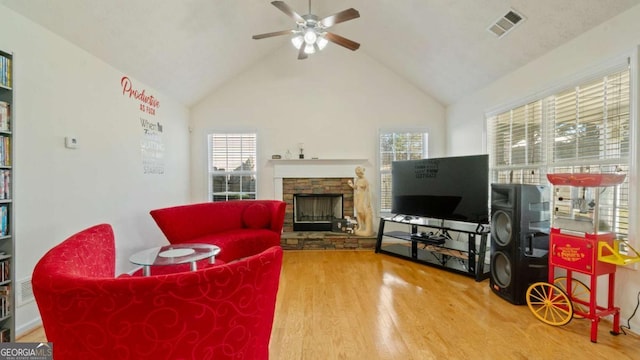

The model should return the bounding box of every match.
[348,166,374,236]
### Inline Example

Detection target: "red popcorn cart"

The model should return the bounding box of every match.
[526,173,640,342]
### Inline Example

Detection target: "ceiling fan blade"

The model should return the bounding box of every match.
[252,29,293,40]
[271,1,305,24]
[319,8,360,28]
[325,32,360,51]
[298,44,308,60]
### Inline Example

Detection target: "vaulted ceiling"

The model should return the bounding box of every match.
[2,0,639,106]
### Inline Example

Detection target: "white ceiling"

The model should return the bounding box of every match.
[2,0,639,106]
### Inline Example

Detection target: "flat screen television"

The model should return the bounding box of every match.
[391,154,489,224]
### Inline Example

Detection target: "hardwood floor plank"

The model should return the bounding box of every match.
[17,250,640,359]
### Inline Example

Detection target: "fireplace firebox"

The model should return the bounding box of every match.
[293,194,343,231]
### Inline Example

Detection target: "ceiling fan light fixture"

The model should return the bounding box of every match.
[252,1,361,59]
[304,43,316,54]
[303,29,317,44]
[317,36,328,50]
[291,34,304,49]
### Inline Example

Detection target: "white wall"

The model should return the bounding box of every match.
[447,4,640,333]
[190,44,446,206]
[0,6,191,335]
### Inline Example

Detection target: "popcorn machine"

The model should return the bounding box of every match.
[525,173,640,342]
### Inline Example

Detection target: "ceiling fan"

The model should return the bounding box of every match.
[252,0,360,60]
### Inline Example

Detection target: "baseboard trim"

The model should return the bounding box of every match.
[16,317,43,339]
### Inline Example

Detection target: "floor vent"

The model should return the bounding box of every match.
[16,277,35,307]
[488,9,525,38]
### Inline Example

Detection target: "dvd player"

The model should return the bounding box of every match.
[410,233,446,245]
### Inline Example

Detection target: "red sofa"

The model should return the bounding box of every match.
[150,200,286,263]
[32,224,283,360]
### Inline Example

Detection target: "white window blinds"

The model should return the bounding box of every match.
[208,133,257,202]
[487,67,630,237]
[379,131,428,212]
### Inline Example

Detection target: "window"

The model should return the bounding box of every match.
[207,133,257,202]
[487,66,630,237]
[379,130,428,213]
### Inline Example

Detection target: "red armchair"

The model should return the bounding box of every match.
[32,224,283,360]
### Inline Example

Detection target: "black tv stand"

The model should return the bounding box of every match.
[375,217,490,281]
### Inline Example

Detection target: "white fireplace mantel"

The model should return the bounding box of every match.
[271,159,369,200]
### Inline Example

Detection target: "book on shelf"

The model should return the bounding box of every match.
[0,328,9,343]
[0,170,7,199]
[0,136,9,167]
[0,55,11,88]
[4,136,8,166]
[0,285,9,319]
[0,101,9,132]
[0,205,7,236]
[0,259,8,283]
[6,56,10,88]
[0,170,10,200]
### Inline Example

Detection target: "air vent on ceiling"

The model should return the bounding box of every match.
[488,9,525,38]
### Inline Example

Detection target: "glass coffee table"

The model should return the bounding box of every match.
[129,243,221,276]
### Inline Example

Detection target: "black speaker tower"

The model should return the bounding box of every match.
[490,184,550,305]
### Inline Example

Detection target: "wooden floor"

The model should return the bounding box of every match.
[18,250,640,359]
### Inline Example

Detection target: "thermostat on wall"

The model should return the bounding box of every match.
[65,136,78,149]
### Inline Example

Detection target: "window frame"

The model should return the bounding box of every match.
[378,129,429,215]
[206,132,258,202]
[486,60,634,241]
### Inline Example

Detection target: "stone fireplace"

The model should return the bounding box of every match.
[272,159,367,233]
[283,178,353,232]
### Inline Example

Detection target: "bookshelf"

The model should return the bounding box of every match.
[0,49,14,342]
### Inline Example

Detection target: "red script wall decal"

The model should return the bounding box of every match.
[121,76,160,115]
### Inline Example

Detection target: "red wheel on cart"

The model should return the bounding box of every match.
[553,276,591,319]
[526,282,573,326]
